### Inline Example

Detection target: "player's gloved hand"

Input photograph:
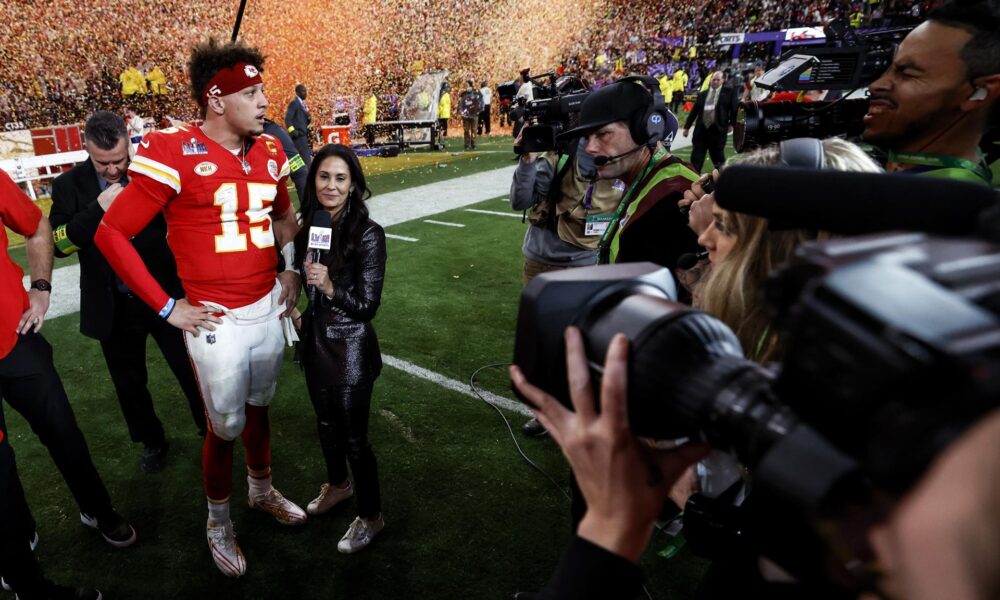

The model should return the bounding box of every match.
[167,298,223,336]
[277,270,301,318]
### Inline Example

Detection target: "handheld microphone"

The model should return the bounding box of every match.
[677,250,709,270]
[593,144,645,167]
[307,211,333,305]
[715,166,999,236]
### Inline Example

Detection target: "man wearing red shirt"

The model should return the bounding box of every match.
[95,38,304,578]
[0,170,132,599]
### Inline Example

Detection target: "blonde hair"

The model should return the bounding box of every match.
[699,138,881,362]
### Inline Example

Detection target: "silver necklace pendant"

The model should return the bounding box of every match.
[242,160,251,174]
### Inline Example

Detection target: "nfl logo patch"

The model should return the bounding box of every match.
[206,333,216,345]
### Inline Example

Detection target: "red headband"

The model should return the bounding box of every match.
[201,62,263,106]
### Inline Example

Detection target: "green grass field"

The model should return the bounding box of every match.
[4,133,713,599]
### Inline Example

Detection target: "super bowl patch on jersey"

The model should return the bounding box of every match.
[182,138,208,156]
[195,162,218,176]
[268,159,279,181]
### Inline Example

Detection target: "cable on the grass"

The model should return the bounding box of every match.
[469,362,570,501]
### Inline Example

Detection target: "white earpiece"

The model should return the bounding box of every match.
[969,87,988,101]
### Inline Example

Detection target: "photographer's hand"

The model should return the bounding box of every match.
[680,169,719,235]
[511,328,708,563]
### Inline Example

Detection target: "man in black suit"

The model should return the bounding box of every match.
[682,71,738,173]
[49,111,206,474]
[285,84,313,170]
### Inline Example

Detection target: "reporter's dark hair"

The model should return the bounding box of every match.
[188,37,266,107]
[294,144,372,271]
[84,111,128,150]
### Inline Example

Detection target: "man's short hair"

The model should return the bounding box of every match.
[295,84,307,96]
[188,38,266,107]
[929,0,1000,125]
[929,0,1000,79]
[84,111,128,151]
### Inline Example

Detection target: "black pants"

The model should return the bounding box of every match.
[100,292,206,446]
[294,134,313,171]
[690,124,727,173]
[438,118,448,137]
[478,105,491,135]
[0,332,117,596]
[306,378,381,518]
[365,124,377,146]
[0,399,46,597]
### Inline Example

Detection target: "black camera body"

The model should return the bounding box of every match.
[515,73,590,154]
[734,18,915,152]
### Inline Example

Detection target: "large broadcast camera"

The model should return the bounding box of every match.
[512,166,1000,592]
[733,18,914,152]
[515,73,590,154]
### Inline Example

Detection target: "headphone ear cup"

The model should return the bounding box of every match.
[969,87,988,101]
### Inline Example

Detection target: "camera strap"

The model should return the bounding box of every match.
[888,150,993,186]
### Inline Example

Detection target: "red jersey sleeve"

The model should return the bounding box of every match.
[95,131,181,312]
[0,170,42,236]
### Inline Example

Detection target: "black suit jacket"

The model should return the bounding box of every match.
[285,97,312,139]
[49,159,183,341]
[684,84,739,135]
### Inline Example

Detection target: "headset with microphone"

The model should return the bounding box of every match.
[592,76,679,166]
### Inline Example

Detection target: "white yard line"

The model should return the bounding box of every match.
[423,220,465,228]
[381,355,530,417]
[464,209,523,218]
[385,233,419,242]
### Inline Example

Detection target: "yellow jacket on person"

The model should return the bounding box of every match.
[147,66,167,95]
[363,94,378,125]
[119,68,139,96]
[657,75,673,104]
[438,92,451,119]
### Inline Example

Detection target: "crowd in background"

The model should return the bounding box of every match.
[0,0,929,132]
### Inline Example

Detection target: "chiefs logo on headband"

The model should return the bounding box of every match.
[202,61,264,105]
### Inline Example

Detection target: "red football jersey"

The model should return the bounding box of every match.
[101,125,291,310]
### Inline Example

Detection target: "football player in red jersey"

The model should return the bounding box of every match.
[95,38,305,578]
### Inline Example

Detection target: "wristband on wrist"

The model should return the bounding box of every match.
[158,298,176,319]
[281,241,299,274]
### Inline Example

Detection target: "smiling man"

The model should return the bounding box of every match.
[94,38,304,578]
[863,0,1000,186]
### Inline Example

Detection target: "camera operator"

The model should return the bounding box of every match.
[862,0,999,187]
[510,129,624,436]
[512,332,1000,600]
[558,79,700,274]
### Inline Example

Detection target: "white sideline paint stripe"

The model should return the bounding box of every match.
[423,220,465,228]
[367,165,516,227]
[464,209,522,218]
[22,264,82,320]
[382,355,530,417]
[385,233,419,242]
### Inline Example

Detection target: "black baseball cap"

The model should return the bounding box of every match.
[558,81,651,141]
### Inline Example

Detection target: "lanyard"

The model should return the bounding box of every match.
[596,147,668,264]
[888,150,993,185]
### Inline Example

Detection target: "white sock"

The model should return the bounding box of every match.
[247,474,272,497]
[207,500,230,525]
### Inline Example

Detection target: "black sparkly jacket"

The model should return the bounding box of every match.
[300,219,386,387]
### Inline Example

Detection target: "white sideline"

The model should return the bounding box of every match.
[382,355,531,417]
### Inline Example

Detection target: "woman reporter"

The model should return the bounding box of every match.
[685,138,882,362]
[294,144,387,553]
